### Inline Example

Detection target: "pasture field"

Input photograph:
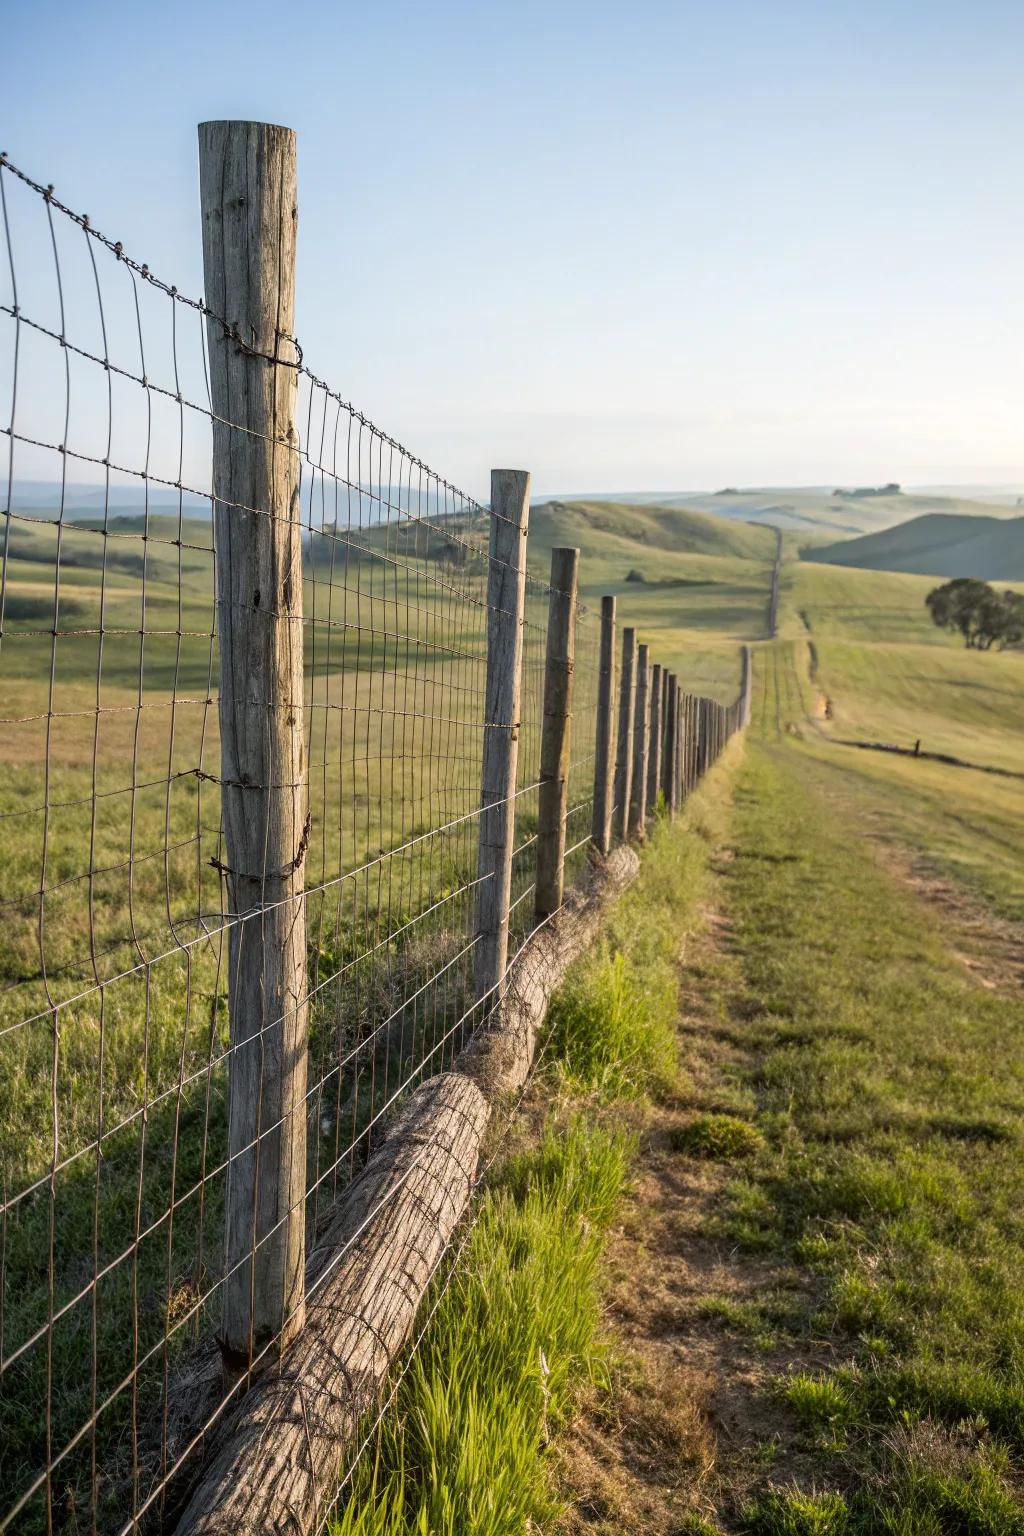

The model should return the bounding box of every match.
[771,558,1024,920]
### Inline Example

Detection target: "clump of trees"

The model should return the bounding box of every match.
[925,578,1024,650]
[833,483,901,499]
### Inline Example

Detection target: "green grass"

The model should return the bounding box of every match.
[329,1113,631,1536]
[669,1111,763,1160]
[692,734,1024,1529]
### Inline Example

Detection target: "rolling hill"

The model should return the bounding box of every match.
[555,487,1019,539]
[801,512,1024,580]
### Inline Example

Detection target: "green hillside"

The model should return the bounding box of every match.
[528,500,777,695]
[802,511,1024,579]
[529,498,776,563]
[575,487,1016,539]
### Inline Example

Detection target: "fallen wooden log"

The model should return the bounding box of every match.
[174,844,640,1535]
[460,844,640,1099]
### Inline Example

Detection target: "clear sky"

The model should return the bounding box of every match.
[4,0,1023,500]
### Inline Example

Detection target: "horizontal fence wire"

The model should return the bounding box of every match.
[0,148,746,1536]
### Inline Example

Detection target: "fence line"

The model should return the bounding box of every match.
[0,126,750,1536]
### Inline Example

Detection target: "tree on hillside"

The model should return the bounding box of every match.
[925,578,1024,649]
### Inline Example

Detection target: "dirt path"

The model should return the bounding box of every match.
[554,877,830,1534]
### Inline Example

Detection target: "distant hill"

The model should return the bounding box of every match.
[802,512,1024,580]
[553,487,1017,539]
[528,499,778,565]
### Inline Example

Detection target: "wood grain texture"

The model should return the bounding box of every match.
[536,547,579,920]
[198,120,307,1360]
[475,470,531,1001]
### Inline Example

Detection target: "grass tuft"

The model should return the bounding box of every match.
[744,1485,850,1535]
[670,1111,764,1160]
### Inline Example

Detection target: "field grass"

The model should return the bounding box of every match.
[764,557,1024,920]
[674,718,1024,1531]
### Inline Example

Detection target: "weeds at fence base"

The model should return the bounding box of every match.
[329,1117,630,1536]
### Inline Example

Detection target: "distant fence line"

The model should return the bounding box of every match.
[0,123,751,1535]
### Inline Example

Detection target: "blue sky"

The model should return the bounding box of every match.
[4,0,1023,499]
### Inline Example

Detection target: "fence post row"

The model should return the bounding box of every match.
[613,627,637,844]
[591,595,617,855]
[198,120,309,1366]
[536,547,580,921]
[475,469,531,1003]
[630,642,650,839]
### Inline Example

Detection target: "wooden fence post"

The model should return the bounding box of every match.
[199,120,307,1363]
[699,698,710,778]
[664,674,678,818]
[630,643,650,839]
[591,595,617,855]
[612,627,636,844]
[683,694,693,795]
[536,547,579,921]
[658,667,668,800]
[647,662,662,812]
[475,469,531,1002]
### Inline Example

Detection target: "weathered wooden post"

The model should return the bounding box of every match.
[612,627,636,843]
[699,698,710,777]
[535,547,579,921]
[664,674,678,819]
[591,595,617,855]
[683,694,693,794]
[630,643,650,839]
[647,662,662,812]
[659,670,671,803]
[740,644,753,727]
[199,120,307,1363]
[475,469,531,1001]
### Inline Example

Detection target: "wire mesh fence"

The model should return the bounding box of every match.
[0,135,749,1536]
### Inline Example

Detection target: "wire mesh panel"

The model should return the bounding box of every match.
[0,152,604,1535]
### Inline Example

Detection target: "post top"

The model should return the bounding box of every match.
[199,119,295,134]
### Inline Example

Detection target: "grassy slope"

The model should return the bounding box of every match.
[529,500,776,698]
[802,512,1024,580]
[778,559,1024,918]
[608,490,1015,540]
